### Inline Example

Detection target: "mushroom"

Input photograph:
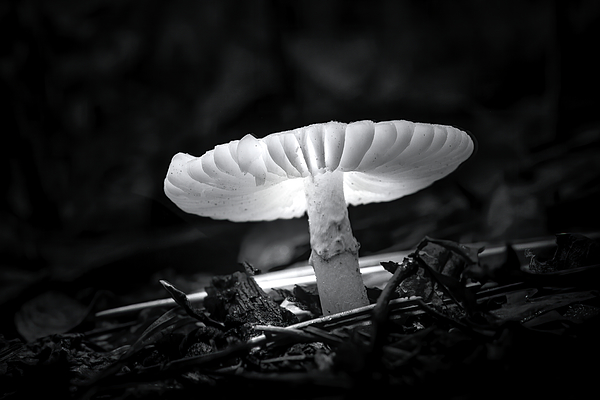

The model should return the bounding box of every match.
[164,120,474,315]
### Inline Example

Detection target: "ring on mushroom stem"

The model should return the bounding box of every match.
[164,120,474,315]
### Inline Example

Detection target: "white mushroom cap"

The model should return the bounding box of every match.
[164,120,474,222]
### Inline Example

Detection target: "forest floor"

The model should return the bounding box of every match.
[2,233,599,400]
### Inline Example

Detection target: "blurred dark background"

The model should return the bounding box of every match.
[1,0,599,337]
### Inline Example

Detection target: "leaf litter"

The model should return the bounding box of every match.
[1,233,600,399]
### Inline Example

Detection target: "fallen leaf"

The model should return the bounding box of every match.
[14,291,88,342]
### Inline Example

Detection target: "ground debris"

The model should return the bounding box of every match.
[0,333,126,399]
[2,234,599,399]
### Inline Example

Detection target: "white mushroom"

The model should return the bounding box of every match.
[164,120,474,315]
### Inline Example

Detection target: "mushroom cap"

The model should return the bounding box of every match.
[164,120,474,222]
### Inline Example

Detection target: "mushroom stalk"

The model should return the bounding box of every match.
[304,170,369,314]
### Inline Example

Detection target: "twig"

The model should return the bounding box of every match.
[303,326,344,344]
[370,258,418,351]
[287,296,422,331]
[260,354,309,364]
[159,280,225,329]
[254,325,321,342]
[361,257,419,376]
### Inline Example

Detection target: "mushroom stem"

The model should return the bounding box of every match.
[304,170,369,315]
